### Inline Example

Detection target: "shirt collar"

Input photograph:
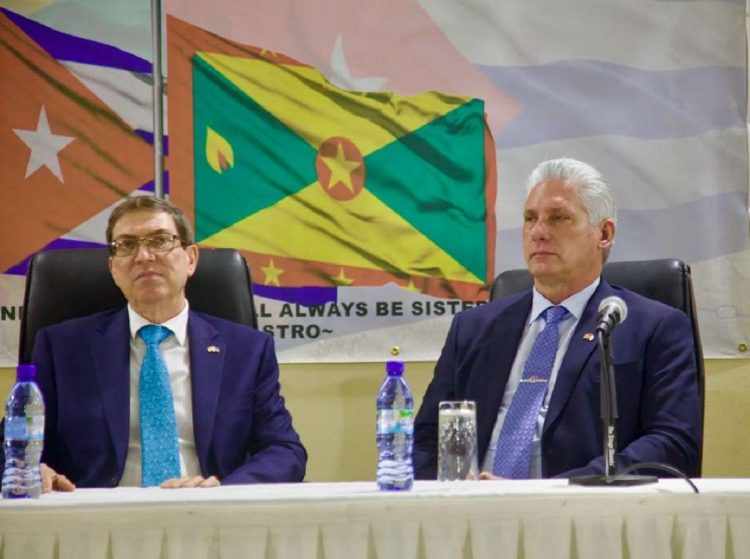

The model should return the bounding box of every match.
[127,301,190,346]
[529,277,600,325]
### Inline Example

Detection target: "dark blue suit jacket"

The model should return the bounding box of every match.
[413,280,701,479]
[6,308,306,487]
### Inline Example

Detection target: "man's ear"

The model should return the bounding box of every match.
[186,245,199,277]
[600,219,616,248]
[107,255,122,290]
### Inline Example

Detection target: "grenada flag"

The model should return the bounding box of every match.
[168,16,495,302]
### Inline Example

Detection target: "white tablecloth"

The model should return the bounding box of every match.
[1,479,749,559]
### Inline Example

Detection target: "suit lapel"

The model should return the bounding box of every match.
[544,281,613,432]
[89,309,130,474]
[187,312,224,475]
[476,294,531,458]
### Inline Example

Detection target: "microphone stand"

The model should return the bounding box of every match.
[569,328,657,487]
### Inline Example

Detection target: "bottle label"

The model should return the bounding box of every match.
[27,415,44,441]
[376,409,414,435]
[4,415,44,441]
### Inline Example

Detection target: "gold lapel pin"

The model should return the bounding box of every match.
[583,333,594,342]
[207,345,221,353]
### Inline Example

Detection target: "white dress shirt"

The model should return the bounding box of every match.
[119,302,201,486]
[481,278,599,478]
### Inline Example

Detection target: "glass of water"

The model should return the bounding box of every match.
[437,400,478,481]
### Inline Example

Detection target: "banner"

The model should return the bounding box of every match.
[0,5,154,365]
[1,0,748,363]
[167,16,499,359]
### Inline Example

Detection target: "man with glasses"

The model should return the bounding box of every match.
[27,196,306,492]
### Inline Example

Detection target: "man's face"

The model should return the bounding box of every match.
[108,210,198,318]
[523,178,613,288]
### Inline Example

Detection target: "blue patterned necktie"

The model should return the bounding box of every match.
[492,305,569,478]
[138,324,181,487]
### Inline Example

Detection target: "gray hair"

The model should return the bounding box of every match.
[526,157,617,261]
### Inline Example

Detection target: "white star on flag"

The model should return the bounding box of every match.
[328,34,388,91]
[14,105,75,182]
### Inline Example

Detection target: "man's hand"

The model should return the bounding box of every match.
[41,463,76,493]
[478,471,505,480]
[160,475,220,489]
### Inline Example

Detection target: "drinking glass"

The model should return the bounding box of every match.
[437,400,478,481]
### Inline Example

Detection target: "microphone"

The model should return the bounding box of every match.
[569,292,656,488]
[596,296,627,334]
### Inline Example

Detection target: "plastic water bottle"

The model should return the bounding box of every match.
[2,364,45,499]
[376,360,414,490]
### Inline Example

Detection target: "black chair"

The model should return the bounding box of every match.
[490,258,705,474]
[19,247,257,363]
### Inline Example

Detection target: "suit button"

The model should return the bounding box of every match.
[109,477,118,487]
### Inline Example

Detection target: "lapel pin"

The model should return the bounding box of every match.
[583,333,594,342]
[207,345,221,353]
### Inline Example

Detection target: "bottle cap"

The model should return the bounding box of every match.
[17,364,37,382]
[386,360,404,376]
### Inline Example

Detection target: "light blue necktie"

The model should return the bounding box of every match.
[492,305,569,478]
[138,324,181,487]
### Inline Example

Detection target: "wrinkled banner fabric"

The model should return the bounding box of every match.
[0,0,747,364]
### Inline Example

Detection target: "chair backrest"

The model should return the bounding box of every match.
[490,258,705,473]
[19,247,257,363]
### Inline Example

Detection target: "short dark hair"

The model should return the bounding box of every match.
[106,196,195,246]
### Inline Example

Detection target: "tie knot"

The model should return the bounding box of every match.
[138,324,172,346]
[543,305,569,325]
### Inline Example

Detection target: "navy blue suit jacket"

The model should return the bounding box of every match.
[4,308,306,487]
[413,280,701,479]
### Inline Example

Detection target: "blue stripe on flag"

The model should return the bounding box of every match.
[5,239,107,275]
[253,285,338,306]
[1,8,151,73]
[497,190,749,270]
[135,130,169,154]
[479,61,745,148]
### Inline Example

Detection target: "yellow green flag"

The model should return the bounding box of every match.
[168,16,496,299]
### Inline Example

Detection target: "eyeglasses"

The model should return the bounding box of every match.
[108,233,182,257]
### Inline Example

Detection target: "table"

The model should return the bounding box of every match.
[1,479,749,559]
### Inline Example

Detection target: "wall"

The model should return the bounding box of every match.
[701,359,750,476]
[1,359,748,479]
